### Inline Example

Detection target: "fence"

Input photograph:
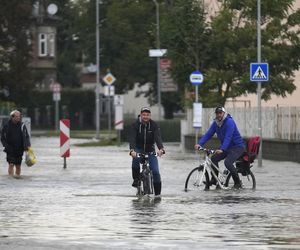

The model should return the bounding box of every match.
[184,106,300,141]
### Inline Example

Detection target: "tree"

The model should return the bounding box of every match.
[160,0,210,111]
[100,0,157,93]
[201,0,300,106]
[55,0,81,87]
[0,0,35,105]
[161,0,300,108]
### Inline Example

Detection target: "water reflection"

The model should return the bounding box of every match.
[130,196,162,238]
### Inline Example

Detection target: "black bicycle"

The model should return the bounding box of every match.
[185,147,256,191]
[136,153,155,196]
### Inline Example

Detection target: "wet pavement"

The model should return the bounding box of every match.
[0,136,299,249]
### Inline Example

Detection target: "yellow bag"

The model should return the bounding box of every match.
[25,147,37,167]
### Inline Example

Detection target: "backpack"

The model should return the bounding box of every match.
[243,136,261,163]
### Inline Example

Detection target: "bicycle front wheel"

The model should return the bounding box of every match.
[225,170,256,190]
[143,173,153,195]
[184,165,209,191]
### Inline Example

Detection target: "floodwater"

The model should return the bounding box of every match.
[0,137,299,250]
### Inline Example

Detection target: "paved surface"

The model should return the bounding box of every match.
[0,137,299,249]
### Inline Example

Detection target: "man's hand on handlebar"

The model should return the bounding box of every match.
[194,144,201,150]
[215,149,223,154]
[157,148,165,157]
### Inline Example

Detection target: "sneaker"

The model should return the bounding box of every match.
[132,179,138,188]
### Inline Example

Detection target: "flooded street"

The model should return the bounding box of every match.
[0,136,299,249]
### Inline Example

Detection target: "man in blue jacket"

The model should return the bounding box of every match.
[194,106,245,189]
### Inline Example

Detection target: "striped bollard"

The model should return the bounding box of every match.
[60,119,70,169]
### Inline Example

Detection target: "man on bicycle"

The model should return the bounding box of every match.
[129,107,165,196]
[194,106,245,189]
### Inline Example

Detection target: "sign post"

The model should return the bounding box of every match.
[189,71,204,144]
[50,81,61,131]
[60,119,70,169]
[103,72,116,139]
[114,95,124,145]
[250,62,269,167]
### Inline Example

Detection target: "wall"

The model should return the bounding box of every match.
[184,134,300,163]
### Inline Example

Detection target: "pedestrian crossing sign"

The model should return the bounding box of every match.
[250,63,269,82]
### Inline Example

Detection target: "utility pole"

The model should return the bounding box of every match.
[153,0,162,120]
[95,0,101,139]
[257,0,263,167]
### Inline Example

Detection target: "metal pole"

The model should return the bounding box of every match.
[55,99,59,131]
[153,0,162,120]
[95,0,100,139]
[257,0,262,167]
[195,85,199,144]
[63,157,67,169]
[108,87,111,139]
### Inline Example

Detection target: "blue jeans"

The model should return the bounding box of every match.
[211,146,245,175]
[132,149,161,184]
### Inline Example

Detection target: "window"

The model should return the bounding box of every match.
[38,33,47,57]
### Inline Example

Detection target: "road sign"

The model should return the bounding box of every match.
[149,49,167,57]
[60,119,70,158]
[53,92,61,101]
[114,95,124,106]
[104,85,115,96]
[193,102,202,128]
[103,73,116,85]
[114,105,124,130]
[190,71,204,85]
[250,63,269,82]
[160,59,178,92]
[50,82,61,93]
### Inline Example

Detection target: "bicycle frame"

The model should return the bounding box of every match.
[136,153,154,196]
[199,148,229,190]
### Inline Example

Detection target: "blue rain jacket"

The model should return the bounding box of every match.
[198,114,244,152]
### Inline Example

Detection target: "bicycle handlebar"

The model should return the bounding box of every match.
[198,147,215,155]
[136,152,157,158]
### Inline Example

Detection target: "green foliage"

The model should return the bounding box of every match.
[0,0,35,105]
[100,0,156,93]
[55,0,81,87]
[161,0,300,107]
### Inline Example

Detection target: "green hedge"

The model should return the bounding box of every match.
[121,118,181,143]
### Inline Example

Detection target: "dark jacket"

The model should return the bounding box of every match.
[1,120,31,156]
[199,114,244,152]
[129,117,164,152]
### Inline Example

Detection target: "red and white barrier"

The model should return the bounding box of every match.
[60,119,70,158]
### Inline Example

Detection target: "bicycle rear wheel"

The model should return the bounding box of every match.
[184,165,209,191]
[225,170,256,189]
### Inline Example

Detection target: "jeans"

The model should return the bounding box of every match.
[132,149,161,184]
[211,146,245,175]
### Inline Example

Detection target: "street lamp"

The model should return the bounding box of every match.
[153,0,162,120]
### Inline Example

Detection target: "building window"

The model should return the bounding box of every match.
[38,33,47,57]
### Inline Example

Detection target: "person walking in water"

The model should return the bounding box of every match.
[1,110,31,177]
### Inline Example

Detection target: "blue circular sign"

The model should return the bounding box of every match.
[189,71,204,85]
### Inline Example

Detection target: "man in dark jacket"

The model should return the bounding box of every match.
[1,110,31,177]
[129,107,165,196]
[194,106,245,189]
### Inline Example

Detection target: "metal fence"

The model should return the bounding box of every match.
[186,107,300,141]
